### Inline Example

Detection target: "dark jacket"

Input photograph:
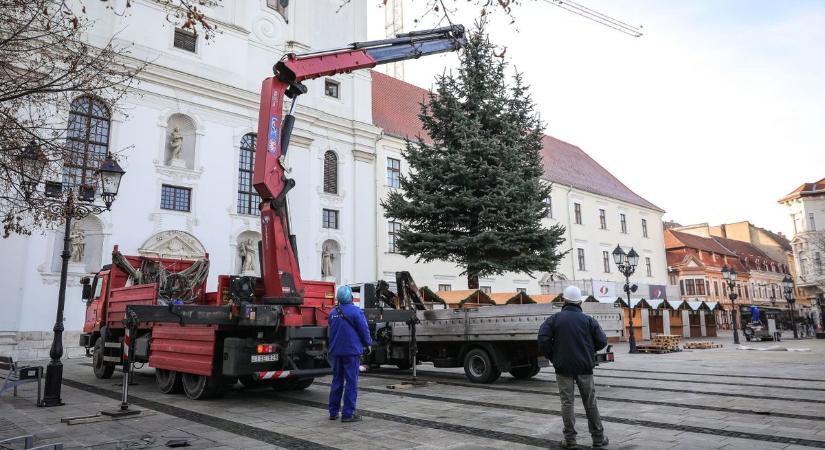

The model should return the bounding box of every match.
[328,304,372,356]
[537,304,608,376]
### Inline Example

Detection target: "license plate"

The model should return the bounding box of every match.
[251,354,279,363]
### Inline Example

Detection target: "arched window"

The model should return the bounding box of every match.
[64,97,110,189]
[237,133,260,215]
[323,151,338,194]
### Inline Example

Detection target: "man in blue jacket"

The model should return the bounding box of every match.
[328,285,372,422]
[538,285,609,448]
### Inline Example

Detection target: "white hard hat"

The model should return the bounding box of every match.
[562,285,582,304]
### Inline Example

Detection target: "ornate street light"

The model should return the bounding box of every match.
[21,155,126,407]
[782,274,798,339]
[721,265,740,345]
[16,141,47,199]
[614,245,639,353]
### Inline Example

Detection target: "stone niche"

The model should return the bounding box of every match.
[50,216,104,274]
[139,230,206,260]
[165,113,196,170]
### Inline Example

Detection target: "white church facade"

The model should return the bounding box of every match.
[0,0,669,358]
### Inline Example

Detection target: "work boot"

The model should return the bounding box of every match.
[328,414,339,420]
[559,440,577,448]
[341,415,362,423]
[592,436,609,447]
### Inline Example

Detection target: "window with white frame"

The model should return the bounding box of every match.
[516,287,527,293]
[574,203,582,224]
[577,248,586,271]
[322,209,339,229]
[620,213,627,234]
[480,286,492,294]
[599,209,607,229]
[809,212,816,231]
[323,151,338,194]
[602,251,610,273]
[64,97,110,190]
[645,257,652,277]
[161,185,191,212]
[544,195,553,218]
[642,218,648,238]
[173,28,197,52]
[438,284,451,292]
[386,157,401,188]
[324,79,340,98]
[387,221,402,253]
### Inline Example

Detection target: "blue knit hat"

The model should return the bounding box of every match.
[336,285,353,304]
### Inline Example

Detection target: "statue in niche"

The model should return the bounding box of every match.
[321,243,335,278]
[69,225,85,263]
[168,127,184,161]
[239,239,257,274]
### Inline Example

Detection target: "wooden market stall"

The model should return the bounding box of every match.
[531,294,559,304]
[704,301,720,337]
[646,299,666,336]
[424,289,495,309]
[489,292,535,305]
[618,298,649,342]
[665,299,688,337]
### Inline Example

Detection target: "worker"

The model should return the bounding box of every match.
[328,285,372,423]
[537,285,609,448]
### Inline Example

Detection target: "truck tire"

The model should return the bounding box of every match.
[509,360,541,380]
[156,369,183,394]
[239,375,269,389]
[463,348,501,384]
[181,373,221,400]
[92,337,115,379]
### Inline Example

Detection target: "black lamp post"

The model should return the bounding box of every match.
[782,274,798,339]
[721,265,740,345]
[17,146,125,407]
[613,245,639,353]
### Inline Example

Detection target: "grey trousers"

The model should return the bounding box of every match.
[556,373,605,442]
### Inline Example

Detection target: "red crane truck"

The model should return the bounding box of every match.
[79,26,467,400]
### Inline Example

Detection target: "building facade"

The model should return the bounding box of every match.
[371,71,670,297]
[779,178,825,327]
[0,0,381,357]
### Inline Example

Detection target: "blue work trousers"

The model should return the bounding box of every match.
[328,354,360,418]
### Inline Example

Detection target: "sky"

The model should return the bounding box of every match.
[366,0,825,237]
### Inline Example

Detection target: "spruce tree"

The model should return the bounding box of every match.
[382,21,567,289]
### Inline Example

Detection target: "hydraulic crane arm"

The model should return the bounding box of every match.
[253,25,465,305]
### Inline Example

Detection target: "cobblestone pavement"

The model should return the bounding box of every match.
[2,333,824,449]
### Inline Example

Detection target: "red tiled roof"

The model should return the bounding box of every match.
[665,230,736,256]
[778,177,825,202]
[539,136,663,212]
[371,70,431,143]
[371,71,663,213]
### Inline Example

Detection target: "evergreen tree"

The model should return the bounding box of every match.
[382,21,567,289]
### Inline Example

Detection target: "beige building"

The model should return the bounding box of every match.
[779,178,825,326]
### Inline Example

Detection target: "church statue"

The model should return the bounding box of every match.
[239,239,257,274]
[168,127,184,160]
[69,225,85,263]
[321,243,335,278]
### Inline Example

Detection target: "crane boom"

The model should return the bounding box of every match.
[253,26,466,305]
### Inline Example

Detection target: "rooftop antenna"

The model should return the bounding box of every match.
[545,0,643,37]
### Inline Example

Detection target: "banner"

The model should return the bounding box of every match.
[648,284,667,300]
[593,280,618,300]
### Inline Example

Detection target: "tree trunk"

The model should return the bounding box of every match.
[467,271,479,290]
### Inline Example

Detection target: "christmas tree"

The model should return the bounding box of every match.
[382,21,567,289]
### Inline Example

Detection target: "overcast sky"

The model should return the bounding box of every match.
[366,0,825,237]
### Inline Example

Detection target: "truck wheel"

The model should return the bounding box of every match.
[181,373,220,400]
[293,378,314,390]
[463,348,501,384]
[509,360,540,380]
[156,369,182,394]
[92,337,115,379]
[239,375,269,389]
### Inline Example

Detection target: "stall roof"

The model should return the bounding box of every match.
[647,299,665,309]
[685,301,710,311]
[704,301,721,311]
[665,299,688,309]
[489,292,535,305]
[432,289,495,308]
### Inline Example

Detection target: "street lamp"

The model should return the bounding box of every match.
[782,274,798,339]
[613,245,639,353]
[18,147,125,407]
[721,265,740,345]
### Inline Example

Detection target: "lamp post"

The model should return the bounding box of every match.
[721,265,740,345]
[613,245,639,353]
[17,145,125,407]
[782,274,798,339]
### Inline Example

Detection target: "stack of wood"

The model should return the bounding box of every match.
[636,334,682,353]
[684,341,723,349]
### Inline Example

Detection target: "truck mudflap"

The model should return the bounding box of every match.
[253,367,332,380]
